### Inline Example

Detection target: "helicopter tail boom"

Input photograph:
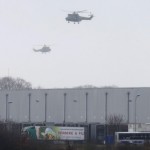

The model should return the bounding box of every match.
[81,15,93,20]
[33,49,40,52]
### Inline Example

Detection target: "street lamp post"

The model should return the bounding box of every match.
[45,93,48,123]
[6,94,8,122]
[85,92,88,123]
[6,94,13,122]
[35,100,39,121]
[135,94,140,132]
[28,93,31,122]
[8,101,13,121]
[64,93,67,124]
[105,92,108,141]
[105,92,108,125]
[127,92,132,124]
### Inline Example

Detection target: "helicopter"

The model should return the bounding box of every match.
[33,45,51,53]
[65,10,93,24]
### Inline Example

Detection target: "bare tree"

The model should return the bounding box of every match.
[107,114,127,134]
[73,85,118,89]
[0,77,32,90]
[73,85,98,88]
[108,114,125,125]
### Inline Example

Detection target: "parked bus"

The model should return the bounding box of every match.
[115,132,150,145]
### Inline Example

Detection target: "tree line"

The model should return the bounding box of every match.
[0,76,32,90]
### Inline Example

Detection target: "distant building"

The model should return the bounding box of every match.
[128,123,150,132]
[0,87,149,124]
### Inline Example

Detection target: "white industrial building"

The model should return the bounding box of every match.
[0,87,149,124]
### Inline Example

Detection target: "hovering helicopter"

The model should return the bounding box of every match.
[65,10,93,24]
[33,45,51,53]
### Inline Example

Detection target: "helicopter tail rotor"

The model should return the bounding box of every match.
[88,12,94,18]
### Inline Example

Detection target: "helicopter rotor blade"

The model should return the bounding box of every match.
[33,44,53,47]
[75,10,87,13]
[62,9,87,13]
[61,9,73,13]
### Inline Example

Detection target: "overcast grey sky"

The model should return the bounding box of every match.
[0,0,150,88]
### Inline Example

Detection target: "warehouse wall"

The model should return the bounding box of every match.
[0,87,149,124]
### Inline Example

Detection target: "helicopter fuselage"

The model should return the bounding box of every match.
[65,13,93,23]
[33,45,51,53]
